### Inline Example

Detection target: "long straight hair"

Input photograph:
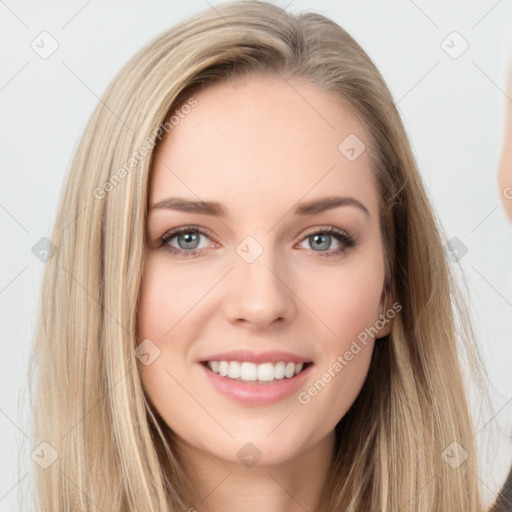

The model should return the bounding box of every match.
[30,1,488,510]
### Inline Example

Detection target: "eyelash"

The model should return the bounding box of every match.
[159,225,356,258]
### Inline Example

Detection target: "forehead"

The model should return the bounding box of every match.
[149,75,378,219]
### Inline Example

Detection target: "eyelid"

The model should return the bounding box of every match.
[298,224,351,240]
[161,223,214,237]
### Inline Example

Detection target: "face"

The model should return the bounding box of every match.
[137,74,391,468]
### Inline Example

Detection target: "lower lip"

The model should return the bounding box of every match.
[199,362,313,406]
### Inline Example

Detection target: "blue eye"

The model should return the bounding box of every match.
[159,225,356,258]
[160,225,213,257]
[297,226,356,257]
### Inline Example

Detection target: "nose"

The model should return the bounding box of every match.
[222,245,297,331]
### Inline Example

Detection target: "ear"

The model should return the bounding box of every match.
[375,288,394,339]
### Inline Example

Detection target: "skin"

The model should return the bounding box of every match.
[498,63,512,222]
[137,74,392,512]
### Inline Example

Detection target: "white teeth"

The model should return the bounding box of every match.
[284,362,295,378]
[227,361,241,379]
[274,361,285,379]
[257,363,274,382]
[219,361,229,377]
[206,360,306,382]
[240,362,257,381]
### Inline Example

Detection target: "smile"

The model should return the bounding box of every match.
[205,360,308,382]
[199,361,314,406]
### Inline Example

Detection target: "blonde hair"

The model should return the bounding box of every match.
[30,1,489,510]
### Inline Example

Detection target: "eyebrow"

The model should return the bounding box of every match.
[150,195,370,218]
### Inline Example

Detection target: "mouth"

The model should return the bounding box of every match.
[200,360,313,384]
[199,358,314,406]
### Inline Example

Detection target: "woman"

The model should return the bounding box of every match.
[30,1,489,510]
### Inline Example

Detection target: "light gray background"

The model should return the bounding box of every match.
[1,1,511,509]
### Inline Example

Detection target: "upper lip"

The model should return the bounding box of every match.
[199,350,312,364]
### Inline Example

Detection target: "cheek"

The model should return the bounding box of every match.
[294,251,384,417]
[301,252,385,343]
[136,254,219,408]
[137,255,211,339]
[136,258,185,403]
